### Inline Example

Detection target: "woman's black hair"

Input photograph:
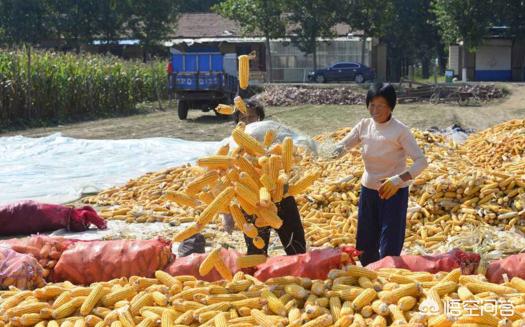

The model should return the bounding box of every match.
[233,98,265,123]
[366,82,397,111]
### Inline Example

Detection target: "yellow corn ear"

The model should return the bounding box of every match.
[259,174,276,192]
[117,310,135,327]
[252,236,266,250]
[238,172,259,194]
[53,291,73,309]
[129,293,153,316]
[53,297,85,319]
[196,155,232,170]
[172,223,202,243]
[185,171,220,195]
[329,296,342,321]
[287,171,320,196]
[381,283,419,304]
[236,255,267,269]
[136,317,154,327]
[371,300,389,316]
[213,312,228,327]
[352,288,377,311]
[284,284,308,299]
[272,174,286,203]
[465,282,515,295]
[234,182,259,209]
[199,248,221,277]
[234,156,261,187]
[5,302,49,318]
[232,128,265,156]
[234,96,248,114]
[163,191,199,208]
[255,206,283,229]
[216,104,235,115]
[229,203,248,230]
[397,296,417,311]
[73,319,86,327]
[344,265,378,280]
[151,292,167,306]
[302,314,333,327]
[154,271,179,288]
[263,130,276,147]
[20,313,43,326]
[161,309,176,327]
[261,290,286,316]
[197,186,234,226]
[85,315,102,327]
[268,155,282,185]
[238,56,250,90]
[243,223,258,238]
[250,309,273,327]
[282,137,293,173]
[80,284,105,316]
[214,257,233,281]
[258,187,271,207]
[216,143,230,155]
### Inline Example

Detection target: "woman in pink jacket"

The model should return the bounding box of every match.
[334,83,428,266]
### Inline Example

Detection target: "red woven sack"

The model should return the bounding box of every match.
[0,246,45,290]
[486,253,525,284]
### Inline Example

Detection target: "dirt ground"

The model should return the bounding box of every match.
[2,84,524,141]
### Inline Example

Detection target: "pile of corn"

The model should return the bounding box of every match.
[88,123,319,253]
[2,266,525,327]
[84,120,525,256]
[460,119,525,169]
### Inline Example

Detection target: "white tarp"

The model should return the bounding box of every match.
[0,121,316,206]
[0,133,221,205]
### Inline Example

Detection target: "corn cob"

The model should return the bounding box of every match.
[259,187,271,207]
[52,297,86,319]
[216,104,235,115]
[129,293,153,315]
[286,171,320,196]
[252,236,266,250]
[352,288,377,310]
[238,56,250,90]
[255,206,283,229]
[163,191,199,207]
[380,283,419,304]
[263,130,276,148]
[234,182,259,209]
[397,295,417,311]
[214,258,234,281]
[197,186,234,226]
[282,137,293,173]
[234,157,261,188]
[199,248,221,276]
[172,223,202,242]
[80,284,105,316]
[197,155,232,170]
[232,128,265,156]
[236,255,267,269]
[259,174,276,192]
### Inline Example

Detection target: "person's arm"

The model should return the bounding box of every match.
[398,129,428,180]
[378,129,428,199]
[332,120,362,157]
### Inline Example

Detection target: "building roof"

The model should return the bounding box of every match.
[171,13,360,39]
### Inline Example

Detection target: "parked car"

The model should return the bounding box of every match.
[308,62,375,83]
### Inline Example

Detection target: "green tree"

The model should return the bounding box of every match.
[0,0,52,45]
[339,0,391,65]
[496,1,525,41]
[128,0,182,61]
[285,0,341,70]
[214,0,285,82]
[432,0,494,50]
[94,0,131,45]
[181,0,221,12]
[49,0,100,53]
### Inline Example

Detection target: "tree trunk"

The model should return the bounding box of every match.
[422,56,431,79]
[437,45,447,75]
[312,37,318,71]
[361,33,367,65]
[265,34,273,83]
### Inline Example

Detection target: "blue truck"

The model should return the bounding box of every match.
[169,52,238,120]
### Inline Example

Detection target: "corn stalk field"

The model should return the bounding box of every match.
[0,49,167,125]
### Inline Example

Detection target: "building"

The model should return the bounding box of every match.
[448,27,525,82]
[164,13,387,83]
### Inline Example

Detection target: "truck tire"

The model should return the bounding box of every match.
[178,101,188,120]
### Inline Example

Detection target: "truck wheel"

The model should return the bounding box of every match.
[178,101,188,120]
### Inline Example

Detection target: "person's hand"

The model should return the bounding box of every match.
[222,214,235,234]
[330,144,345,159]
[378,175,403,200]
